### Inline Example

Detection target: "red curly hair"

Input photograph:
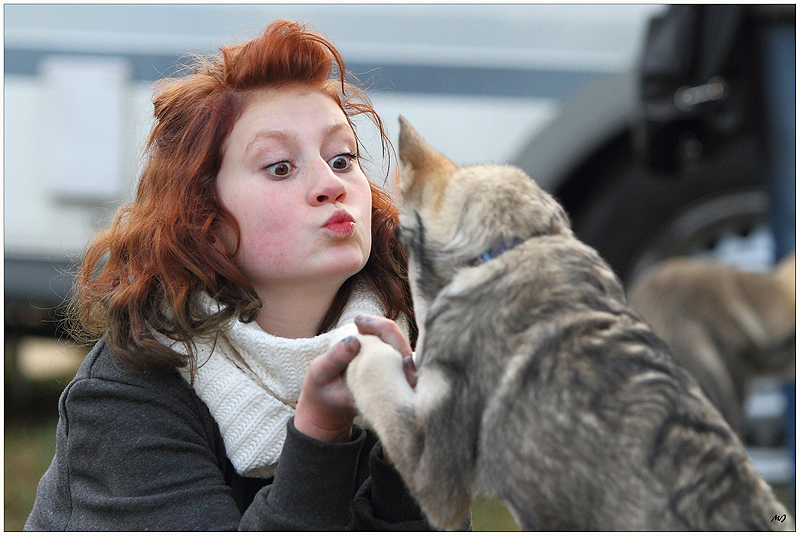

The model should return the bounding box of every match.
[70,20,414,372]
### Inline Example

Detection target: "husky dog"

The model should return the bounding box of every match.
[628,253,796,434]
[343,117,793,531]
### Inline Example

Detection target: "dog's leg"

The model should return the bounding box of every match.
[346,333,420,460]
[346,334,472,529]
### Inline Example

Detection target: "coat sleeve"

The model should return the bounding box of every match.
[26,372,247,531]
[351,440,442,530]
[241,420,438,531]
[25,341,442,531]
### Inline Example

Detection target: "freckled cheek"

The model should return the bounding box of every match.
[235,204,300,272]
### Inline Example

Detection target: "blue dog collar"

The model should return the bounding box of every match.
[469,237,526,266]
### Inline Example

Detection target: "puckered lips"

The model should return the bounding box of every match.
[322,210,356,238]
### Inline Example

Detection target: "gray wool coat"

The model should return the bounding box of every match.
[24,338,435,531]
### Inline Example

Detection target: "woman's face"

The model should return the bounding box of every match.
[215,86,372,300]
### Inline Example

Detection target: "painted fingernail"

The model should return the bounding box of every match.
[341,336,359,350]
[402,355,418,388]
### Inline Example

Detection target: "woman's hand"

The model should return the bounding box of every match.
[354,315,417,389]
[295,315,416,444]
[295,336,360,444]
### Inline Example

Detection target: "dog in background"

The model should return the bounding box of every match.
[341,117,793,531]
[627,252,795,435]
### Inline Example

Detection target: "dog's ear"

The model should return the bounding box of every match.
[397,116,458,205]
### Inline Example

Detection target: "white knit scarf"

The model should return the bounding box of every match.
[171,285,399,479]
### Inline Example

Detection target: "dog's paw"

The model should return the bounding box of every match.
[329,322,359,347]
[342,328,415,426]
[346,332,404,393]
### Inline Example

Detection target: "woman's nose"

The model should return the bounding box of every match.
[309,160,347,205]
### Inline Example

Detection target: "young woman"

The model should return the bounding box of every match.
[25,20,441,531]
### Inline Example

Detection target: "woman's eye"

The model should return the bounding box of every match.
[328,154,355,171]
[265,161,293,177]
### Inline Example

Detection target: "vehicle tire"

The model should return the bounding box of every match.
[561,133,771,285]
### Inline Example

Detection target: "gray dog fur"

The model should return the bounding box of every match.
[343,117,794,531]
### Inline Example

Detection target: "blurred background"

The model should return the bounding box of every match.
[4,4,794,530]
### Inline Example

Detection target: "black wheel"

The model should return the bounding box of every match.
[561,133,771,285]
[627,189,772,280]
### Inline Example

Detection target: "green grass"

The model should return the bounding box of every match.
[4,419,57,531]
[472,497,520,530]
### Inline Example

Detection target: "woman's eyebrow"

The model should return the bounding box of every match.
[245,130,290,156]
[325,122,357,143]
[242,122,356,158]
